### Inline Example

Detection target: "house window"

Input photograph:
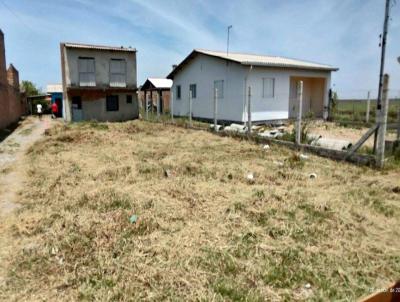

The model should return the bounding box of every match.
[110,59,127,87]
[262,78,275,98]
[106,95,119,111]
[78,57,95,87]
[126,95,132,103]
[72,96,82,109]
[176,85,181,99]
[214,80,224,98]
[189,84,197,98]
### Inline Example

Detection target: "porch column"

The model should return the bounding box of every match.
[323,77,331,120]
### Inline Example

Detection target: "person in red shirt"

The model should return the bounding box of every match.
[51,102,58,119]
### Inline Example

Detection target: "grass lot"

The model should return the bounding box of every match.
[1,120,400,301]
[333,99,400,123]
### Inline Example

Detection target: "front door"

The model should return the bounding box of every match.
[72,96,83,122]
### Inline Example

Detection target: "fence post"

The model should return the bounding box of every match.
[214,88,218,132]
[296,81,304,145]
[157,92,161,120]
[397,106,400,141]
[189,90,192,127]
[247,86,252,135]
[375,74,390,168]
[145,94,149,121]
[170,91,174,123]
[366,90,371,123]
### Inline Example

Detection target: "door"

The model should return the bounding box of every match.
[72,96,83,121]
[55,98,63,118]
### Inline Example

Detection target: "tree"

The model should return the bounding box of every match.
[20,80,40,96]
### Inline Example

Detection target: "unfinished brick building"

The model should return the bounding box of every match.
[0,29,24,129]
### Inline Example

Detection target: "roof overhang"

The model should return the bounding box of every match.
[61,42,136,53]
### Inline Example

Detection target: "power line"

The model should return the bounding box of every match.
[0,0,35,32]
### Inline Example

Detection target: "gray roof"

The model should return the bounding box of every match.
[168,49,338,78]
[62,42,136,52]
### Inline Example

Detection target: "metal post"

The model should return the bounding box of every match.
[170,91,174,123]
[296,81,304,145]
[366,91,371,123]
[189,90,192,127]
[214,88,218,132]
[145,94,149,120]
[376,74,390,168]
[247,86,251,135]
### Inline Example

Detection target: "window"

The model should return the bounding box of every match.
[176,85,181,99]
[110,59,127,87]
[126,95,133,103]
[189,84,197,98]
[214,80,224,98]
[106,95,119,111]
[262,78,275,98]
[78,57,95,86]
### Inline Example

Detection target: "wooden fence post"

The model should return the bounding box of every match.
[189,90,192,127]
[247,86,252,135]
[375,74,390,168]
[366,90,371,123]
[214,88,218,132]
[296,81,304,145]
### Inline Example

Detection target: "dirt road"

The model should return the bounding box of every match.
[0,116,53,287]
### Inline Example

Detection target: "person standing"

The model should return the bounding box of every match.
[36,103,43,120]
[51,102,58,119]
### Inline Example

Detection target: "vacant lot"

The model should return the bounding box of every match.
[1,120,399,301]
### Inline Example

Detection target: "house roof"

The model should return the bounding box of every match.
[62,42,136,52]
[168,49,338,79]
[142,78,173,90]
[46,84,63,93]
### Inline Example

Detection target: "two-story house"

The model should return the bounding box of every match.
[60,42,138,122]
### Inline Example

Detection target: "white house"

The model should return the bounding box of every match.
[167,49,338,123]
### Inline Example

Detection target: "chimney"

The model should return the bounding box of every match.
[0,29,7,84]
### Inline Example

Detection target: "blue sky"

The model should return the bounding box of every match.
[0,0,399,98]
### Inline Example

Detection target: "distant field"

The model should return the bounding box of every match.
[334,99,400,123]
[1,120,399,301]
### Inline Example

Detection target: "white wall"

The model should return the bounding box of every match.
[171,53,333,123]
[171,54,247,122]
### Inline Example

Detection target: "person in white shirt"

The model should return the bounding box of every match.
[36,103,43,120]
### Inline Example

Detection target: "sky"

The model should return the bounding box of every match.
[0,0,399,99]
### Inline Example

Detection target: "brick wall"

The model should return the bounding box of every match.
[0,29,24,130]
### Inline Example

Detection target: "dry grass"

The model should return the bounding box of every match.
[1,120,400,301]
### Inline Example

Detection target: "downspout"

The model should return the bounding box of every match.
[243,65,253,123]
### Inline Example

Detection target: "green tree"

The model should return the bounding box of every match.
[20,80,41,96]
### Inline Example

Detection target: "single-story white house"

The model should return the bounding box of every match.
[167,49,338,123]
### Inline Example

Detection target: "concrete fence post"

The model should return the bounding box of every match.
[145,94,149,121]
[170,91,174,123]
[157,92,161,120]
[214,88,218,132]
[366,90,371,123]
[296,81,304,145]
[396,106,400,141]
[189,90,192,127]
[375,74,390,168]
[247,86,252,135]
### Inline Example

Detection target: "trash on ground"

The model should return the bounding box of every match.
[309,173,317,179]
[262,144,270,150]
[246,173,255,183]
[304,283,312,289]
[209,124,223,131]
[129,214,138,224]
[273,161,284,167]
[163,169,172,178]
[299,153,309,160]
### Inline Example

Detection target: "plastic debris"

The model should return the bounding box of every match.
[309,173,317,179]
[246,173,255,183]
[129,214,138,224]
[304,283,312,289]
[262,144,270,150]
[273,161,284,167]
[299,154,309,160]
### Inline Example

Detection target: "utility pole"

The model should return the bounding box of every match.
[376,74,390,168]
[227,25,232,56]
[376,0,391,111]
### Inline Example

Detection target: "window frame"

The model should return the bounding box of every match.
[126,94,133,104]
[176,85,181,100]
[262,77,275,98]
[78,57,96,87]
[214,80,224,99]
[106,95,119,112]
[189,83,197,99]
[109,59,127,87]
